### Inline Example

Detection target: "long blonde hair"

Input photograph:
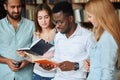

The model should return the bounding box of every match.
[85,0,120,68]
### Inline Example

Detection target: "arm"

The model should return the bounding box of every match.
[100,33,118,80]
[79,33,96,71]
[84,59,90,72]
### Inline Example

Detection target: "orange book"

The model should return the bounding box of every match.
[34,58,58,67]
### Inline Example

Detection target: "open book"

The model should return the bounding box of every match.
[17,39,57,66]
[33,57,58,67]
[17,39,54,56]
[17,51,58,66]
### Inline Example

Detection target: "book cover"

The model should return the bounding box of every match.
[17,48,55,64]
[33,58,58,67]
[17,39,54,56]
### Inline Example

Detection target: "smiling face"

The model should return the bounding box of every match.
[37,10,51,29]
[4,0,22,20]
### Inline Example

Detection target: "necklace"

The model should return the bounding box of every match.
[35,29,55,42]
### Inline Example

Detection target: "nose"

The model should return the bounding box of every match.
[55,23,60,28]
[14,7,19,13]
[43,18,46,22]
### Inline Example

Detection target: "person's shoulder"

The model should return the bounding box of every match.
[101,31,113,39]
[54,32,63,41]
[55,32,63,37]
[0,17,6,22]
[0,17,7,27]
[77,24,93,37]
[81,26,92,34]
[100,31,116,44]
[99,31,118,49]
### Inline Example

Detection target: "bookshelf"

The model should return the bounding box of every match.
[0,0,7,19]
[71,0,120,29]
[23,0,120,29]
[24,0,43,20]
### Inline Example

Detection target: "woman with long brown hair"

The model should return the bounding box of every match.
[33,3,56,80]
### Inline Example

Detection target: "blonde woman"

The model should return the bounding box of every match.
[84,0,120,80]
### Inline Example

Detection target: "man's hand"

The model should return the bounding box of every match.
[7,59,20,72]
[19,60,30,69]
[58,61,74,71]
[39,63,55,71]
[7,59,29,72]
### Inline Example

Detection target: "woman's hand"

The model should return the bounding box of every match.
[17,51,27,57]
[84,59,90,72]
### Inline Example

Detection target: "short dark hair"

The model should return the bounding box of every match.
[52,1,74,16]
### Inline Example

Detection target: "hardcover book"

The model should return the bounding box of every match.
[17,39,54,56]
[33,58,58,66]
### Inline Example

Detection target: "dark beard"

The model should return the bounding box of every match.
[61,26,71,34]
[7,11,21,20]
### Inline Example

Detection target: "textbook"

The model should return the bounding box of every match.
[17,39,57,66]
[17,39,54,56]
[17,51,58,66]
[33,58,58,66]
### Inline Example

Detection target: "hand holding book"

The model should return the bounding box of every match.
[39,59,58,71]
[17,39,54,55]
[17,49,56,63]
[17,39,57,68]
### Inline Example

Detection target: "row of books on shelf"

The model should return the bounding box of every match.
[110,0,120,2]
[25,7,120,23]
[25,0,120,4]
[25,5,35,21]
[26,9,35,21]
[116,9,120,19]
[25,0,43,4]
[25,0,72,4]
[72,0,120,3]
[74,8,120,23]
[72,0,88,3]
[25,7,88,22]
[74,9,88,23]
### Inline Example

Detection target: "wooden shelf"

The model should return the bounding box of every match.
[23,0,120,28]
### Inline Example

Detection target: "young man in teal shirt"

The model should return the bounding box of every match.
[0,0,34,80]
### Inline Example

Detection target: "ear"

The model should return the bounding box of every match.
[68,16,74,22]
[4,4,7,10]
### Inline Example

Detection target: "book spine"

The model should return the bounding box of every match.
[36,0,43,4]
[74,9,84,23]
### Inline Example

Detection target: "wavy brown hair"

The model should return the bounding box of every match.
[85,0,120,68]
[34,3,54,33]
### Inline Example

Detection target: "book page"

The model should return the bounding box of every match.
[17,39,54,56]
[17,49,56,65]
[33,58,58,67]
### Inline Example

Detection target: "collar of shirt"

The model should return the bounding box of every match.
[62,24,82,39]
[5,16,24,25]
